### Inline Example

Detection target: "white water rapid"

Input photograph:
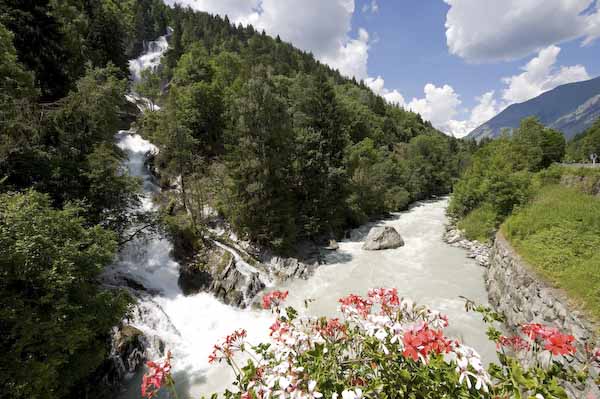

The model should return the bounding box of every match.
[109,34,496,399]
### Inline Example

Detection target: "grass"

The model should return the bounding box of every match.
[458,203,498,243]
[502,185,600,323]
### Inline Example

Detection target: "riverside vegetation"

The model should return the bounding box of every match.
[449,116,600,327]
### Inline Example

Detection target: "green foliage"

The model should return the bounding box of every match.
[458,203,498,243]
[565,117,600,162]
[138,7,472,251]
[449,117,565,221]
[0,190,130,399]
[503,185,600,322]
[225,70,297,250]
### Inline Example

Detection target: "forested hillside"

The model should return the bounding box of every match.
[140,5,475,252]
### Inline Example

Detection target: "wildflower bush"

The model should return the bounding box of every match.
[142,289,600,399]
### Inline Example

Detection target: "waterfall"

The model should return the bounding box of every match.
[103,32,273,397]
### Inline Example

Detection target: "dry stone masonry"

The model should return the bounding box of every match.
[487,232,599,396]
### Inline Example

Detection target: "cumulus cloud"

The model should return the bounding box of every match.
[446,91,503,138]
[365,76,405,105]
[165,0,370,79]
[377,44,589,138]
[163,0,259,22]
[405,84,462,132]
[321,28,370,80]
[502,45,590,103]
[444,0,600,62]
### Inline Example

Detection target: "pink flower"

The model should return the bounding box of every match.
[141,352,172,398]
[262,290,289,309]
[338,294,372,318]
[208,329,247,363]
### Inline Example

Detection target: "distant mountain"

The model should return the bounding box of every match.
[467,76,600,141]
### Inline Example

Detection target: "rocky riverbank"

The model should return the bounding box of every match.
[442,222,491,267]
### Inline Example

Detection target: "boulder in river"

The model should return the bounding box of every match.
[362,226,404,250]
[326,239,339,250]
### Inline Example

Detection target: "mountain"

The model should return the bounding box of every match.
[467,76,600,141]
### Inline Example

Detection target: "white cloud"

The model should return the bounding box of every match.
[362,0,378,14]
[444,0,600,62]
[502,45,589,103]
[446,91,503,138]
[164,0,259,22]
[321,28,370,80]
[165,0,370,79]
[406,84,462,132]
[365,76,405,105]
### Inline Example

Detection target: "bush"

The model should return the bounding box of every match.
[0,190,130,399]
[458,204,498,243]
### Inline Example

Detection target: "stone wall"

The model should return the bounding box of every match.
[486,232,599,395]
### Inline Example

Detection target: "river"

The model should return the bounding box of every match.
[109,33,496,399]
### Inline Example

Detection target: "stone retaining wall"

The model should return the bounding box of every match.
[486,232,599,395]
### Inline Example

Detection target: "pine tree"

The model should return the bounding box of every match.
[226,70,296,250]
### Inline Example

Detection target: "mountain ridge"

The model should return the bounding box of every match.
[467,76,600,141]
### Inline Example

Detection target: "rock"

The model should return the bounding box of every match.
[362,226,405,251]
[325,239,339,250]
[92,324,146,394]
[211,259,264,307]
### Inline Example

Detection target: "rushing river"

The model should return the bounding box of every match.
[110,34,496,399]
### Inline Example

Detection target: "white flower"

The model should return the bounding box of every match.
[341,389,362,399]
[279,376,290,390]
[307,380,323,398]
[535,395,544,399]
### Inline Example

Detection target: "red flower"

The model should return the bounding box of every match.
[521,323,558,340]
[498,335,530,352]
[320,318,347,340]
[544,333,576,356]
[402,330,423,361]
[262,290,289,309]
[402,326,451,362]
[338,294,372,318]
[368,288,400,308]
[141,352,172,398]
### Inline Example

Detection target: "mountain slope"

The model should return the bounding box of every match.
[467,76,600,141]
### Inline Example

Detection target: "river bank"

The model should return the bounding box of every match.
[442,221,491,268]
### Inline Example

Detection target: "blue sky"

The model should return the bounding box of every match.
[353,0,600,134]
[167,0,600,136]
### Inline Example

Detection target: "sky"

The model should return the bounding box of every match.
[164,0,600,137]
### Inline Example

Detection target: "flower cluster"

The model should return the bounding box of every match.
[141,351,172,399]
[208,329,248,364]
[262,290,289,310]
[497,323,577,360]
[212,289,493,398]
[143,288,597,399]
[521,323,576,356]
